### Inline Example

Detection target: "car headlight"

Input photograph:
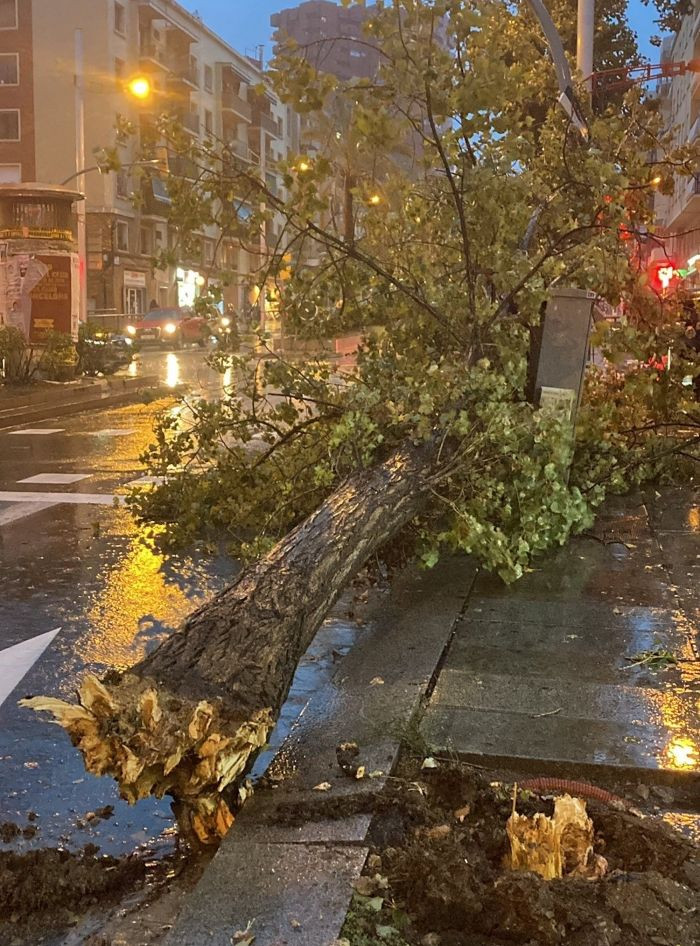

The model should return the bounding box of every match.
[122,337,133,346]
[163,322,177,335]
[220,316,231,327]
[126,325,136,336]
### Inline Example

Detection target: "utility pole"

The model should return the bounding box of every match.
[577,0,595,91]
[74,28,87,333]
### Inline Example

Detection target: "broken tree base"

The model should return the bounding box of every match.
[21,673,272,843]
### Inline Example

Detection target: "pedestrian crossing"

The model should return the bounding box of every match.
[0,628,61,710]
[0,425,163,526]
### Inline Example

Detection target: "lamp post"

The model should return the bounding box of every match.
[70,61,155,328]
[74,28,87,330]
[577,0,595,92]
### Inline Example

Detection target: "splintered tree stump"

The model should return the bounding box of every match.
[22,441,437,843]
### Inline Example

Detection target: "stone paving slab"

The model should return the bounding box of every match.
[422,704,676,774]
[444,622,694,687]
[431,668,697,730]
[465,598,676,629]
[422,491,700,784]
[171,842,368,946]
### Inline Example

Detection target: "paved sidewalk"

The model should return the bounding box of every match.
[164,489,699,946]
[422,488,700,783]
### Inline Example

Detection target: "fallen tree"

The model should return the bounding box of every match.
[23,440,446,841]
[23,0,699,841]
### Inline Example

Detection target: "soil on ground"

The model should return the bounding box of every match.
[274,760,700,946]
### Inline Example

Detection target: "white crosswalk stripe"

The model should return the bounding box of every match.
[0,628,62,709]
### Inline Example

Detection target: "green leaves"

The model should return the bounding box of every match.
[125,0,698,580]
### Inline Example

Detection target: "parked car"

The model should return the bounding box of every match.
[125,308,208,348]
[76,328,134,376]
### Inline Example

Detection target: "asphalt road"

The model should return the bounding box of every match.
[0,345,359,860]
[0,348,241,856]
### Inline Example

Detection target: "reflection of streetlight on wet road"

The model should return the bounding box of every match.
[165,352,181,389]
[665,737,698,770]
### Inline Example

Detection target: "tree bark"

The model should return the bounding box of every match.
[22,439,439,842]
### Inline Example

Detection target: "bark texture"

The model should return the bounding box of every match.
[22,440,438,841]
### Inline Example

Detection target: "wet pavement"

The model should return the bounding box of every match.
[422,489,700,782]
[0,346,359,859]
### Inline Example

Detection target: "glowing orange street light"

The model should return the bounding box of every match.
[126,75,152,101]
[297,160,310,172]
[368,193,381,206]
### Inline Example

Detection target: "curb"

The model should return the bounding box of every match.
[0,375,173,430]
[165,558,477,946]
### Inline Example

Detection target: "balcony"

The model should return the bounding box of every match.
[169,62,199,89]
[169,154,198,181]
[252,111,279,137]
[179,111,200,136]
[228,139,257,163]
[139,40,171,71]
[138,2,197,42]
[141,175,172,216]
[222,89,252,122]
[667,171,700,230]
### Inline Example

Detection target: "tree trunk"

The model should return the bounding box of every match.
[22,440,439,842]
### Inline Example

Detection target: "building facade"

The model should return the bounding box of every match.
[0,0,295,323]
[653,7,700,286]
[271,0,379,81]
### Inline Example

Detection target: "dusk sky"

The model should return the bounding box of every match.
[179,1,664,64]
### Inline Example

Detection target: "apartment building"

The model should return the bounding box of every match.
[0,0,294,320]
[653,6,700,289]
[271,0,379,81]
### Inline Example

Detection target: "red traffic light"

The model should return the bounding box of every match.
[647,260,678,293]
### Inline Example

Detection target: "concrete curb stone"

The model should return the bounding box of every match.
[166,557,477,946]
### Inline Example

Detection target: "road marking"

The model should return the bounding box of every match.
[18,473,92,485]
[7,428,65,435]
[0,628,61,709]
[0,491,121,505]
[0,501,56,526]
[90,429,137,437]
[127,475,165,486]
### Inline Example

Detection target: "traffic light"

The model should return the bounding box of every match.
[647,260,679,294]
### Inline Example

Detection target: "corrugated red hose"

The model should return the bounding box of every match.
[519,777,628,807]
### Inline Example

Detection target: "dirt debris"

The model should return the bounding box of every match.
[0,846,147,942]
[336,761,700,946]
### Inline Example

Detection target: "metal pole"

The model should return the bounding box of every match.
[577,0,594,91]
[74,28,87,332]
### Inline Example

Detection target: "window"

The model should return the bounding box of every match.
[114,58,125,80]
[204,109,213,135]
[0,0,17,30]
[0,163,20,182]
[0,53,18,85]
[203,240,214,264]
[116,169,129,198]
[114,1,126,36]
[139,227,151,255]
[0,109,19,141]
[116,221,129,251]
[204,64,213,92]
[189,55,199,86]
[154,227,165,248]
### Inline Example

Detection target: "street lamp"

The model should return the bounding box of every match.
[125,75,153,102]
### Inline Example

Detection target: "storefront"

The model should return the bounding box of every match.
[123,269,148,315]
